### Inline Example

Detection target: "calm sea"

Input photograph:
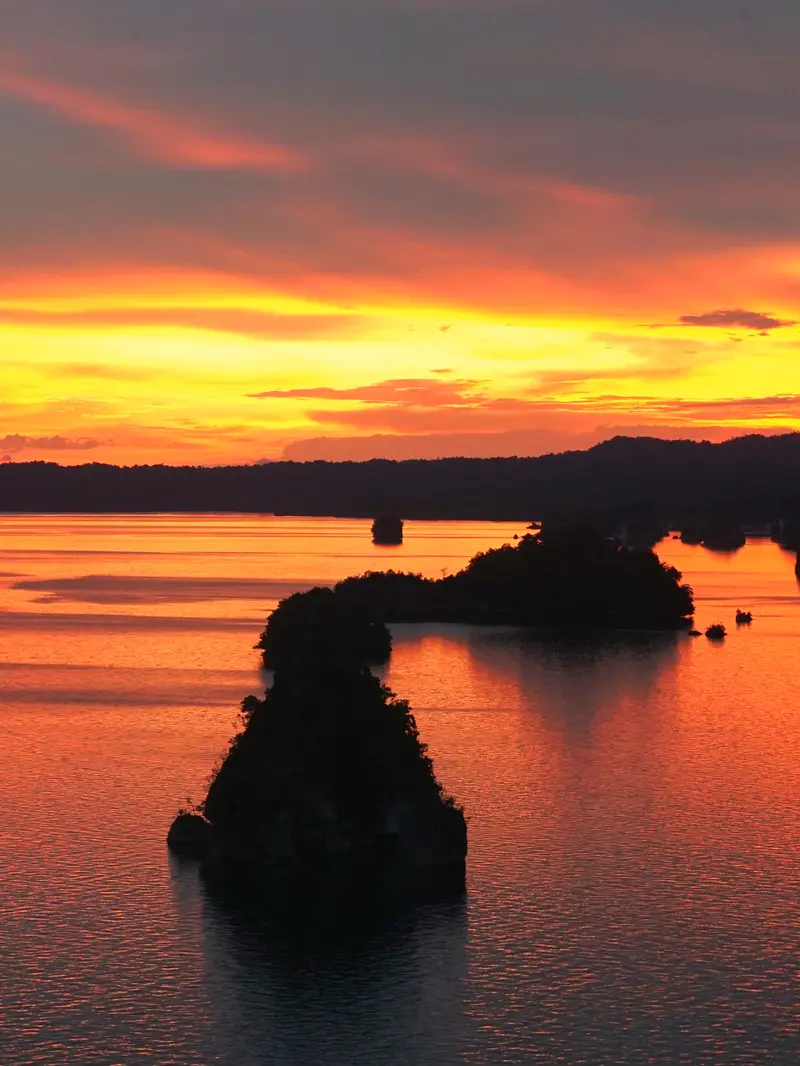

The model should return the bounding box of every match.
[0,515,797,1065]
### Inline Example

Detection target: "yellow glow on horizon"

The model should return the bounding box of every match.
[2,262,800,465]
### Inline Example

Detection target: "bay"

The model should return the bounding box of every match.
[0,515,797,1065]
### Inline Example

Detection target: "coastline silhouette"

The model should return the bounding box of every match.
[3,435,800,528]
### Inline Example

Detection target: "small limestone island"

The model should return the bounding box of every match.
[322,525,694,631]
[681,522,746,551]
[705,623,727,640]
[168,589,466,897]
[371,514,404,544]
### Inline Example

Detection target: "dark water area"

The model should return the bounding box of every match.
[0,516,797,1064]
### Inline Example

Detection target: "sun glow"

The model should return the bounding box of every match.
[2,2,800,463]
[3,261,800,465]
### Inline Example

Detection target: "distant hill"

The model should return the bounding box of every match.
[2,434,800,523]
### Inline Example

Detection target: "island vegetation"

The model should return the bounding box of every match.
[680,524,705,545]
[371,515,404,544]
[323,526,694,631]
[169,594,467,895]
[256,586,391,671]
[679,519,746,550]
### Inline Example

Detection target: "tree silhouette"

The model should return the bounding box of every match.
[257,586,391,671]
[331,526,694,630]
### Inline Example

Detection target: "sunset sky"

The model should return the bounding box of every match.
[3,0,800,464]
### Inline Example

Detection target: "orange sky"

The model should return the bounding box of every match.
[2,1,800,464]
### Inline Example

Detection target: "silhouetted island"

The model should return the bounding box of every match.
[699,524,746,552]
[328,526,694,630]
[169,597,466,895]
[680,524,705,545]
[679,520,746,551]
[5,433,800,525]
[372,515,404,544]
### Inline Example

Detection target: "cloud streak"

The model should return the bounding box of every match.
[0,305,366,340]
[679,309,796,331]
[249,377,487,405]
[0,66,306,171]
[0,434,108,454]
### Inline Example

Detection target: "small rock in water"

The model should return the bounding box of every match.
[167,813,212,859]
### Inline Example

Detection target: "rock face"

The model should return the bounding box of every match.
[371,515,404,545]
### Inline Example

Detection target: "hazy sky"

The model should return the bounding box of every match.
[3,0,800,463]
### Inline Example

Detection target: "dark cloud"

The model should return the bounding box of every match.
[679,309,796,330]
[2,0,800,285]
[0,434,108,454]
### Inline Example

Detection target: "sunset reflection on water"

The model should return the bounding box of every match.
[0,517,797,1064]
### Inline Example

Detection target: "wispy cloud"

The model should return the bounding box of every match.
[0,305,365,340]
[0,66,306,171]
[249,377,487,405]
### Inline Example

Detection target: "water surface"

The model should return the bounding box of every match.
[0,516,797,1064]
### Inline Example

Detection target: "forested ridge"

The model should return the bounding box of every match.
[3,434,800,522]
